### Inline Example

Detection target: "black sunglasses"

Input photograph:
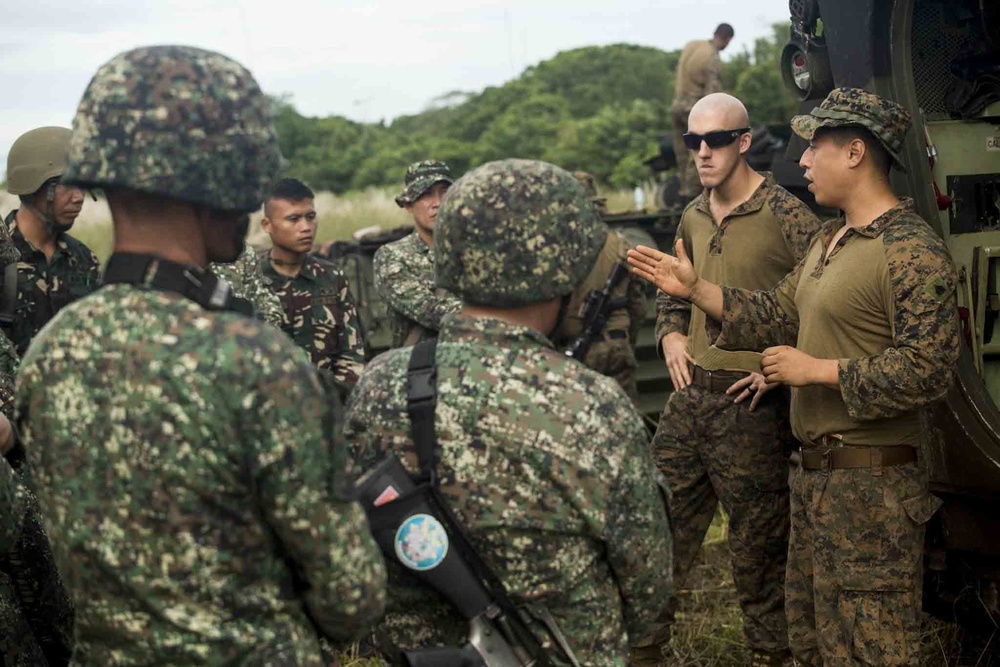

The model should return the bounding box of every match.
[682,128,751,151]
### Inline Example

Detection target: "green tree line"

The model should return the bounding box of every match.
[274,24,797,193]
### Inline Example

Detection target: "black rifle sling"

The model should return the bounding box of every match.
[406,338,553,665]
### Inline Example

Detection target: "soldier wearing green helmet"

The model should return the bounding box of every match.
[346,159,673,665]
[16,45,386,665]
[3,126,101,356]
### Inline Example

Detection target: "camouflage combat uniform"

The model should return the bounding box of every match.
[209,244,283,327]
[671,39,723,200]
[347,160,672,665]
[2,210,100,357]
[558,229,646,400]
[16,45,387,666]
[715,89,959,667]
[373,231,462,348]
[642,174,821,661]
[259,251,366,388]
[0,219,74,667]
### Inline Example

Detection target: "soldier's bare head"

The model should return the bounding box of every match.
[262,178,317,258]
[685,93,753,191]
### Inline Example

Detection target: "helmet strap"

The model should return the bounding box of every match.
[23,181,71,236]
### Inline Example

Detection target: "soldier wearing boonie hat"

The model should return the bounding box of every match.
[790,86,912,172]
[627,86,959,666]
[394,160,454,207]
[376,160,462,347]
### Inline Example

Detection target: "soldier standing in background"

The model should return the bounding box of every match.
[563,171,647,400]
[373,160,462,348]
[210,244,284,328]
[632,92,821,667]
[259,177,367,391]
[630,88,958,667]
[347,159,672,664]
[3,127,100,356]
[16,45,386,665]
[672,23,734,203]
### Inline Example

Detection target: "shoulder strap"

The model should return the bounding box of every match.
[407,337,439,484]
[0,262,18,328]
[404,338,560,666]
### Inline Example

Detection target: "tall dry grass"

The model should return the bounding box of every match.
[1,183,656,265]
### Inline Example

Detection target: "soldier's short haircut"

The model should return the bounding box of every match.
[816,126,892,177]
[715,23,735,38]
[265,177,314,217]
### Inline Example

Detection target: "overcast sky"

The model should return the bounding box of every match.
[1,0,790,178]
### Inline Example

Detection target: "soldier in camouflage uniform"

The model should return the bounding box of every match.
[629,88,958,667]
[259,178,366,390]
[634,94,822,667]
[346,159,673,665]
[3,127,101,357]
[210,244,283,328]
[373,160,462,348]
[561,172,647,400]
[672,23,734,201]
[16,45,387,665]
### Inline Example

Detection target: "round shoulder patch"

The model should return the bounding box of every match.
[394,513,450,571]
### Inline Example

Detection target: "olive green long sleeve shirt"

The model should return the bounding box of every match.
[716,199,959,445]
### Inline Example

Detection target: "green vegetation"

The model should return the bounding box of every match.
[275,25,799,194]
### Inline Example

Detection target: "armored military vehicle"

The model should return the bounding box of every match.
[775,0,1000,632]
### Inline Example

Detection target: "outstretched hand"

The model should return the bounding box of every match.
[627,240,699,299]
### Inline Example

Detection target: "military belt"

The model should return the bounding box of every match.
[607,329,628,340]
[689,365,750,393]
[796,445,917,471]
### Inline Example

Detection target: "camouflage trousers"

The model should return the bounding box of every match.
[636,383,791,658]
[671,107,701,200]
[787,453,938,667]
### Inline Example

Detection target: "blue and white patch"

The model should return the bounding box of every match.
[394,514,449,571]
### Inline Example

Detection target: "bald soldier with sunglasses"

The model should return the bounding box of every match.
[631,93,821,667]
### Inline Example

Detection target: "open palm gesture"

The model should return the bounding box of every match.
[627,239,699,299]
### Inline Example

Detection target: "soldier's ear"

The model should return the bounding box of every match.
[738,131,752,156]
[261,216,273,234]
[846,138,867,169]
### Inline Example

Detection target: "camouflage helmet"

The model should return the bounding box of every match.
[435,159,607,307]
[6,126,72,196]
[62,45,281,213]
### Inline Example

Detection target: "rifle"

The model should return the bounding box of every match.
[564,261,629,362]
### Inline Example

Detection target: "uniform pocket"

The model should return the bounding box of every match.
[837,561,916,666]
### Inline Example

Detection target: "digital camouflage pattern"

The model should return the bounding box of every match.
[209,244,284,328]
[259,252,367,388]
[3,210,101,356]
[786,459,937,667]
[791,87,913,171]
[715,198,957,665]
[394,160,454,207]
[0,326,74,667]
[641,174,819,663]
[435,159,607,307]
[654,174,821,354]
[345,314,673,665]
[16,284,387,665]
[717,200,959,444]
[62,45,281,212]
[645,385,791,661]
[558,230,646,400]
[373,232,463,348]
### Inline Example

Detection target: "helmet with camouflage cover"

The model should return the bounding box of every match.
[62,45,281,213]
[435,159,607,307]
[6,127,72,196]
